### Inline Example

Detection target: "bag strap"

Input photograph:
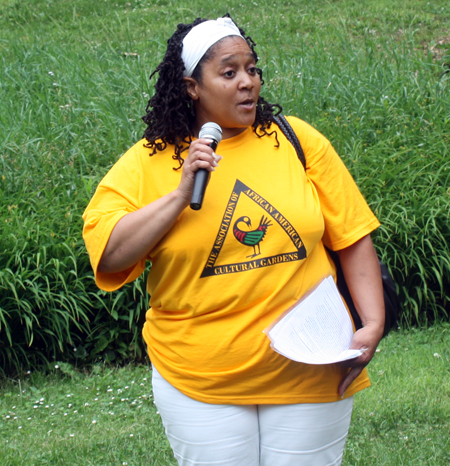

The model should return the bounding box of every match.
[273,115,306,170]
[273,114,400,336]
[274,114,364,329]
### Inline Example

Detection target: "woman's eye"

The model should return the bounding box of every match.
[248,67,257,75]
[224,70,235,77]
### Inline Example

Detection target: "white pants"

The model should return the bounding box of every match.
[152,366,353,466]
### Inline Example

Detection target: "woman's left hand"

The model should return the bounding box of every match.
[338,322,383,397]
[334,234,385,398]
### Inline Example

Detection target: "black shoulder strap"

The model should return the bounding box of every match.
[274,114,363,330]
[273,114,306,170]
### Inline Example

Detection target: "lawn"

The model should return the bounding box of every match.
[1,325,449,465]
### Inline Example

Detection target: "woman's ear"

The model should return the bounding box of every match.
[183,77,199,100]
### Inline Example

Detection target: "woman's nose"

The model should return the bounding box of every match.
[238,72,255,89]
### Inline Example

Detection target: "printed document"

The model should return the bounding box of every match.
[265,276,363,364]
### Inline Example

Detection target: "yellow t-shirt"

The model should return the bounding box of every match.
[82,116,380,404]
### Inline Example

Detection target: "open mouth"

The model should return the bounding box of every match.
[239,99,255,109]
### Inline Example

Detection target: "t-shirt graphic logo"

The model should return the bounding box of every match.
[233,215,272,258]
[200,180,307,278]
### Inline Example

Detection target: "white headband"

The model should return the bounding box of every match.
[181,17,244,77]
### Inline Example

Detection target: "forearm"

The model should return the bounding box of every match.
[98,189,189,274]
[96,138,220,274]
[336,235,384,335]
[336,234,385,396]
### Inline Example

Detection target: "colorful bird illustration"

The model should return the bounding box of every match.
[233,215,272,258]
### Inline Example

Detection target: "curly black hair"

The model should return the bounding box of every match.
[142,14,282,170]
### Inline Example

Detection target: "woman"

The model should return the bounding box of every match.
[83,15,384,466]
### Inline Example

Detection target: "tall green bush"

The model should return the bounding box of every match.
[264,27,450,322]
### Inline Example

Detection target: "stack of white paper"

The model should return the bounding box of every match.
[265,276,363,364]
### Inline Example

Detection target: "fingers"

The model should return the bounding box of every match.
[176,139,222,204]
[339,347,370,368]
[347,326,381,360]
[338,325,383,397]
[185,139,222,174]
[338,366,364,398]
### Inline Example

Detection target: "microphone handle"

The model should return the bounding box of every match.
[190,139,219,211]
[190,169,209,210]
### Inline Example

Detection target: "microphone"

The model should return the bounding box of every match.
[190,122,223,210]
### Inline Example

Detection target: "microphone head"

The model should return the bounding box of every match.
[199,122,222,144]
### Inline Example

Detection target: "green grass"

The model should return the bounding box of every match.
[344,323,450,465]
[0,0,450,370]
[0,363,175,466]
[1,324,449,465]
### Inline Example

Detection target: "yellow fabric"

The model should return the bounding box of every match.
[82,116,380,404]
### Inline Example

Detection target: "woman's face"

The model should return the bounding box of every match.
[184,36,262,140]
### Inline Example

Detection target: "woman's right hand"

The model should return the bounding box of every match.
[97,139,221,274]
[176,138,221,204]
